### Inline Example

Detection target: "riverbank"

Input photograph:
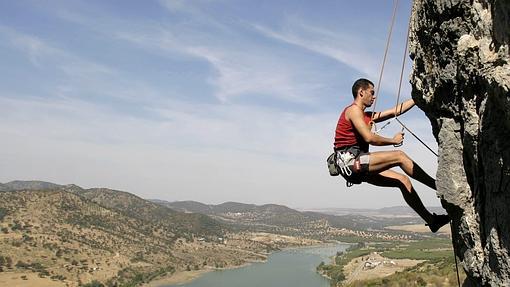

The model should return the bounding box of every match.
[144,242,346,287]
[142,259,268,287]
[145,243,348,287]
[142,270,211,287]
[318,238,457,286]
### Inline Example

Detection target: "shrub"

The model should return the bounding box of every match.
[82,280,105,287]
[0,208,7,221]
[16,261,29,269]
[11,221,22,231]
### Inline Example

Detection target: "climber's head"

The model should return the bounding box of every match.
[352,78,375,107]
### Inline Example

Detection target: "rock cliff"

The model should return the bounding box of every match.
[409,0,510,285]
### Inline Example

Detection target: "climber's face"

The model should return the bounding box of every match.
[360,85,375,107]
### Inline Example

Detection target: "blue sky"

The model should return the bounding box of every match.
[0,0,441,209]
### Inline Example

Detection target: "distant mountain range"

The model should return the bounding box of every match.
[0,181,440,218]
[303,206,446,217]
[154,200,423,231]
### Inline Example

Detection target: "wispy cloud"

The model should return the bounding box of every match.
[158,0,187,13]
[1,26,58,67]
[42,1,324,105]
[0,88,332,159]
[116,25,323,104]
[0,25,169,108]
[157,0,231,30]
[252,18,379,76]
[186,46,319,103]
[251,16,414,101]
[1,26,113,77]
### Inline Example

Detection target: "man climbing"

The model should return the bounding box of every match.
[334,78,449,233]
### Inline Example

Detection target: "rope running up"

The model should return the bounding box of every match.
[391,1,439,157]
[370,0,399,123]
[449,219,462,286]
[371,0,438,158]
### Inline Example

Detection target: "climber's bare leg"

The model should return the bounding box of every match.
[365,170,434,224]
[368,150,436,190]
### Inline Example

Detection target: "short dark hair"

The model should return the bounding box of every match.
[351,78,374,99]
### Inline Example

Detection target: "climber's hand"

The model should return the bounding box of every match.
[393,132,404,146]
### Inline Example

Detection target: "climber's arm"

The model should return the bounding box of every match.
[372,99,415,123]
[348,106,402,146]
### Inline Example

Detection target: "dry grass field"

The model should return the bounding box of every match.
[0,272,67,287]
[385,223,451,235]
[343,252,424,284]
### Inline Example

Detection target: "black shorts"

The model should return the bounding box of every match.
[335,146,370,184]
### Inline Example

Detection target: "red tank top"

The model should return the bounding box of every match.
[334,104,372,152]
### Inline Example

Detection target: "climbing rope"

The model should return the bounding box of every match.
[395,118,438,157]
[370,0,399,125]
[450,220,461,287]
[372,0,439,157]
[393,1,439,157]
[393,1,411,121]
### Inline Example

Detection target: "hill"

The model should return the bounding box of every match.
[74,188,225,237]
[0,186,268,286]
[0,180,62,191]
[150,200,214,214]
[1,189,180,286]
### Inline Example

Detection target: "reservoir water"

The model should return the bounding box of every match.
[165,243,350,287]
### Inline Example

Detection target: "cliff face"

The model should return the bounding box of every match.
[409,0,510,286]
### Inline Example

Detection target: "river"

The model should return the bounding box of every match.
[163,243,350,287]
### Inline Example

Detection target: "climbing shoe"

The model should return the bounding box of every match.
[426,213,450,233]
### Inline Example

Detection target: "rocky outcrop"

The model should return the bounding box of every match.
[409,0,510,286]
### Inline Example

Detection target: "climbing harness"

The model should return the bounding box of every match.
[337,152,354,178]
[330,147,367,187]
[337,151,355,187]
